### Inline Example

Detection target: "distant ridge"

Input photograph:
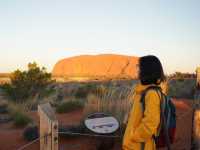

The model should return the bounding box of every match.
[0,73,10,78]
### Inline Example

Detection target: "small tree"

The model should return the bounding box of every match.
[2,62,54,102]
[168,72,196,79]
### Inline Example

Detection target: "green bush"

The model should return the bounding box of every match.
[56,100,84,113]
[75,84,98,98]
[1,62,54,102]
[12,111,32,127]
[0,100,8,113]
[168,72,196,79]
[38,88,56,99]
[168,79,196,99]
[23,124,39,141]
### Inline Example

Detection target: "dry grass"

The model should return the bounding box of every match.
[83,85,135,124]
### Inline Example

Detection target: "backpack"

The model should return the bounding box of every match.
[140,86,176,150]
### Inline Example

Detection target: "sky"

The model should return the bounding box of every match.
[0,0,200,74]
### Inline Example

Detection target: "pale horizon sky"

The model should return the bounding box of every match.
[0,0,200,74]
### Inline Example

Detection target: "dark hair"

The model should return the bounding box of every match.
[139,55,165,85]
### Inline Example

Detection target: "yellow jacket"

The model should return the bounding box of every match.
[123,83,166,150]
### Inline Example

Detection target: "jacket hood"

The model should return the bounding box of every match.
[134,82,167,94]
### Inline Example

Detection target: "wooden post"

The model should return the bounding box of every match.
[196,67,200,89]
[193,67,200,149]
[193,109,200,149]
[38,103,58,150]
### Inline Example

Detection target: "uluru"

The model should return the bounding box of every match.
[52,54,139,80]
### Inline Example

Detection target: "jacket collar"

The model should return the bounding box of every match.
[134,83,162,94]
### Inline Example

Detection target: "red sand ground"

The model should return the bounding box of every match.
[0,99,194,150]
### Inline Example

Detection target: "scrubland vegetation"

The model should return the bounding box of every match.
[0,63,197,144]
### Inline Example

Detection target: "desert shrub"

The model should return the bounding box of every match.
[1,62,54,102]
[56,100,84,113]
[12,111,32,127]
[8,104,32,127]
[74,86,88,98]
[168,79,196,99]
[168,72,196,79]
[0,100,8,113]
[74,83,97,98]
[38,87,56,99]
[56,91,64,101]
[23,123,39,141]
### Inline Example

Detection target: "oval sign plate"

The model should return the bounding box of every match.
[84,113,119,134]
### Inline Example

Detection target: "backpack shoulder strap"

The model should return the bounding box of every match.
[140,86,162,112]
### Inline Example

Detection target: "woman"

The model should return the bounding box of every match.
[123,55,166,150]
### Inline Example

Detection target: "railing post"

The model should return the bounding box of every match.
[193,108,200,149]
[38,103,58,150]
[193,67,200,149]
[196,67,200,89]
